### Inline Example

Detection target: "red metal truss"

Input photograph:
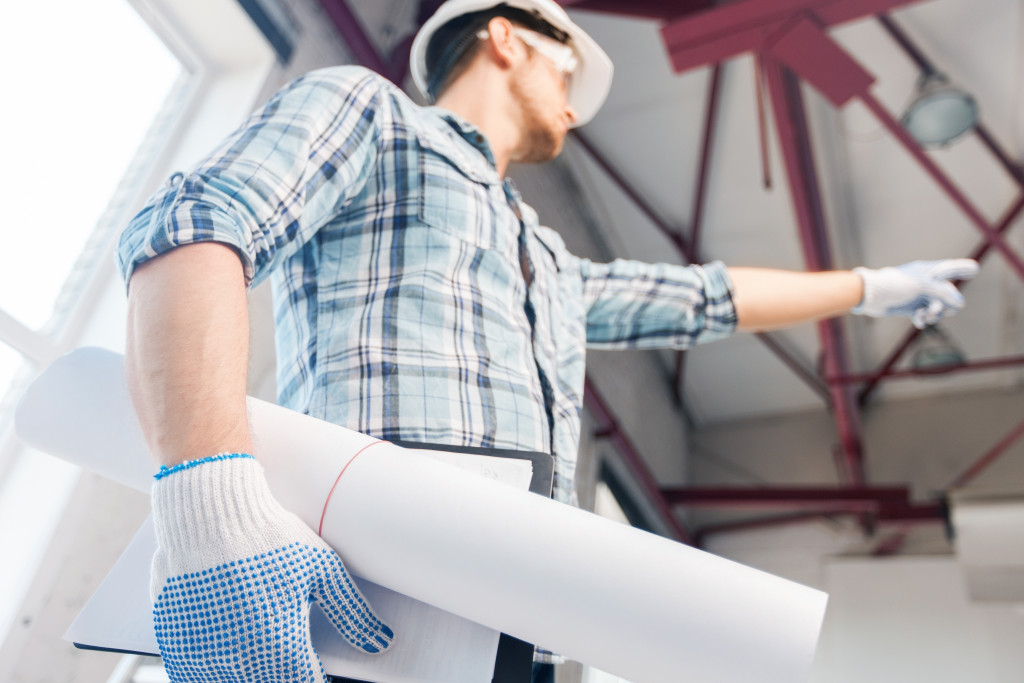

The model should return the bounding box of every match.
[878,15,1024,183]
[661,485,912,510]
[584,378,693,543]
[859,95,1024,279]
[689,63,722,262]
[559,0,713,20]
[572,3,1024,534]
[857,191,1024,403]
[320,0,1024,548]
[663,484,948,547]
[570,131,696,260]
[569,129,833,404]
[319,0,390,77]
[692,502,945,547]
[856,16,1024,405]
[660,0,927,75]
[829,353,1024,384]
[653,4,1024,531]
[761,56,866,486]
[319,0,415,84]
[672,62,723,404]
[947,413,1024,490]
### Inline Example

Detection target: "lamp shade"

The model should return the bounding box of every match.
[911,325,965,371]
[901,74,978,147]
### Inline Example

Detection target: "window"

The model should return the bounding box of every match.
[0,346,22,412]
[0,0,187,644]
[0,0,185,437]
[0,0,276,646]
[2,1,181,331]
[597,460,658,533]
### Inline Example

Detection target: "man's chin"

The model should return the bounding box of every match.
[518,132,565,164]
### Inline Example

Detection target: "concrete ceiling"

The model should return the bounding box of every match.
[566,1,1024,423]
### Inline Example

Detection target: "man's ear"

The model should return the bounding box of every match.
[484,16,522,69]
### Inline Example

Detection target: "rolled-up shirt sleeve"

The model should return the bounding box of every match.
[116,66,385,289]
[580,258,737,349]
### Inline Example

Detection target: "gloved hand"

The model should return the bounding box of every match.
[852,259,979,329]
[150,453,394,682]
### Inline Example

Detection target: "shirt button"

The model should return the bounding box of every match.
[475,134,484,144]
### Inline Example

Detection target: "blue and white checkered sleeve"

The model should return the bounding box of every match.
[116,67,386,289]
[580,258,738,349]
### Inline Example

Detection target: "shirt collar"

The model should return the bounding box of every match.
[425,106,499,170]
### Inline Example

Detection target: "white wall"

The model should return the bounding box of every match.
[692,385,1024,682]
[812,557,1024,683]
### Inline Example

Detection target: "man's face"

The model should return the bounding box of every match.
[508,30,579,164]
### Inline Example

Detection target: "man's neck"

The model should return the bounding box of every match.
[434,71,520,177]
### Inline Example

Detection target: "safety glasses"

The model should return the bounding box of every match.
[477,27,578,83]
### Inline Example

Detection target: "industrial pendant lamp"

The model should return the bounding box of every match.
[901,73,979,148]
[911,324,965,372]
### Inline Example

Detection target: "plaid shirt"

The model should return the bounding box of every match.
[117,66,737,504]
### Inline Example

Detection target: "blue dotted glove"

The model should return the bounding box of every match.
[150,453,394,682]
[852,259,979,328]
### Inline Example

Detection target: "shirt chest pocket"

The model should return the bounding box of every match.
[416,130,499,251]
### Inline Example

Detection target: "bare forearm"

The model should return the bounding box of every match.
[125,243,253,466]
[727,267,863,331]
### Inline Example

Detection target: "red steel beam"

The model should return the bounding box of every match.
[319,0,422,85]
[829,353,1024,384]
[674,63,724,403]
[947,413,1024,490]
[974,124,1024,185]
[859,93,1024,281]
[570,131,696,261]
[689,62,723,261]
[387,33,415,86]
[692,501,945,546]
[857,192,1024,404]
[558,0,713,19]
[660,0,925,75]
[584,377,693,543]
[856,16,1024,403]
[876,13,933,73]
[694,510,847,547]
[319,0,391,77]
[572,130,832,404]
[661,485,910,509]
[877,14,1024,184]
[762,56,865,486]
[754,331,832,403]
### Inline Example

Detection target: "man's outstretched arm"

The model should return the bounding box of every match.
[728,259,979,331]
[728,267,862,332]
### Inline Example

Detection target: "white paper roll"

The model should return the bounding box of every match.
[16,348,827,683]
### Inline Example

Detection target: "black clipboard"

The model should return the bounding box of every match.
[392,441,554,498]
[329,442,556,683]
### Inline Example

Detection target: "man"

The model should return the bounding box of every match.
[117,0,977,680]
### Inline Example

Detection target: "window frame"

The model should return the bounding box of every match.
[0,0,279,642]
[0,0,279,476]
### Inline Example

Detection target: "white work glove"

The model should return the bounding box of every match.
[150,453,394,682]
[852,259,979,329]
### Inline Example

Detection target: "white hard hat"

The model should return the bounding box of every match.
[409,0,613,127]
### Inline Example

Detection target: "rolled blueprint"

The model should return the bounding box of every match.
[16,347,828,683]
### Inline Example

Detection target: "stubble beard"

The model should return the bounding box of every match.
[509,70,565,164]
